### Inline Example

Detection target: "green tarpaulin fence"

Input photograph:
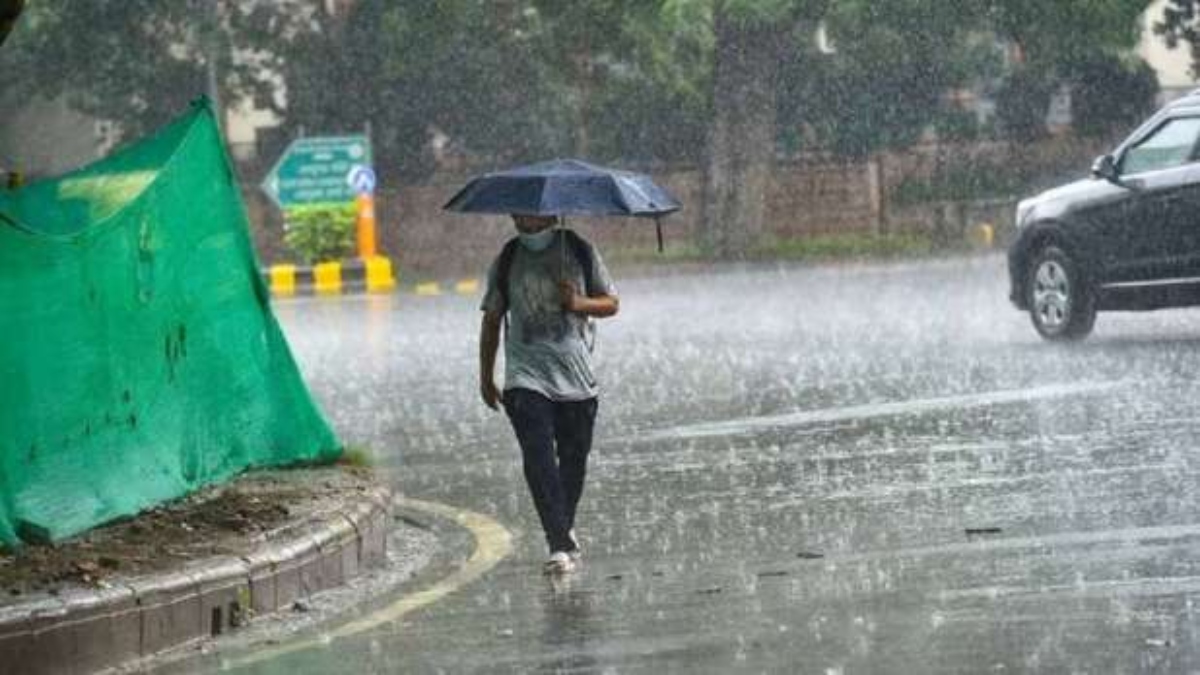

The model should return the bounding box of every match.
[0,99,340,547]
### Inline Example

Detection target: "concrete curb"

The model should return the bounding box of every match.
[0,485,392,675]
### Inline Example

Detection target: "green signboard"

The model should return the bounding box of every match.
[261,135,372,208]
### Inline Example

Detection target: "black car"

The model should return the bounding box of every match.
[1008,89,1200,340]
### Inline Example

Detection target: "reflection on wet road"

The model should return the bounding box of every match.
[235,255,1200,673]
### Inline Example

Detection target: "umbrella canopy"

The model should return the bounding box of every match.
[443,159,681,218]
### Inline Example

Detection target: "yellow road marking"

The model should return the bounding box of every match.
[414,281,442,296]
[454,278,480,295]
[222,496,513,669]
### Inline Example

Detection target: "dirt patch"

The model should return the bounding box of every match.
[0,465,378,603]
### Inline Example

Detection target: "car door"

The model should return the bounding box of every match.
[1112,115,1200,280]
[1158,161,1200,278]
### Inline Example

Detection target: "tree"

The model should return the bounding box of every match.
[995,67,1056,141]
[781,0,987,159]
[984,0,1150,68]
[526,0,659,157]
[264,1,583,181]
[699,0,1001,257]
[1,0,279,141]
[264,0,713,179]
[553,0,714,164]
[695,0,827,259]
[1068,54,1158,138]
[984,0,1152,141]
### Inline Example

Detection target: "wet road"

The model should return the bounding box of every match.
[234,255,1200,673]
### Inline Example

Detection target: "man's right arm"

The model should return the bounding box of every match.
[479,311,503,410]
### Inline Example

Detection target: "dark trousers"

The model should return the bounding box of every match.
[503,388,598,554]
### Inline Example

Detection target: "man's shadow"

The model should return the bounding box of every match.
[534,573,601,674]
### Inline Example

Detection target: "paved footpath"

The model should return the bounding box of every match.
[0,468,396,675]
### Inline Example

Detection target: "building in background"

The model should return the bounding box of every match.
[0,97,117,178]
[1139,0,1198,102]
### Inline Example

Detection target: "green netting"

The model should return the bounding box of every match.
[0,99,340,546]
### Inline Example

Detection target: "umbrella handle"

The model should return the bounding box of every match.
[558,218,566,283]
[655,217,664,254]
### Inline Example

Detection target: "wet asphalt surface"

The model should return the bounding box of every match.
[225,254,1200,674]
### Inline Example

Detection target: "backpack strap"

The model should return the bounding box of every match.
[495,229,600,351]
[562,229,597,296]
[495,236,521,311]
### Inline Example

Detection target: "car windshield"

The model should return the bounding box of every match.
[1121,116,1200,174]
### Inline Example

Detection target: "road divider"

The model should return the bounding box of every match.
[263,260,480,300]
[313,261,343,295]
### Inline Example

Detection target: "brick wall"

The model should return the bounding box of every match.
[243,135,1106,279]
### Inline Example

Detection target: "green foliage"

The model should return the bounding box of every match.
[339,445,374,468]
[984,0,1151,68]
[935,109,982,142]
[891,161,1029,206]
[778,0,1152,154]
[586,1,715,163]
[268,1,718,176]
[267,2,568,181]
[1,0,1157,178]
[779,0,987,158]
[758,232,936,259]
[714,0,827,27]
[1068,55,1159,138]
[995,67,1055,141]
[1,0,275,143]
[608,232,936,264]
[283,203,356,264]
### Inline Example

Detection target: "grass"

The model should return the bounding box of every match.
[758,232,937,260]
[338,445,375,468]
[607,232,940,267]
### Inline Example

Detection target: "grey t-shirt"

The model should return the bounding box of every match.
[481,231,616,402]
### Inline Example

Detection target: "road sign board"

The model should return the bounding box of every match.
[347,164,377,195]
[261,135,372,208]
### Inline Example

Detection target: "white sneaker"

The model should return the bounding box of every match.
[544,551,576,575]
[567,530,583,563]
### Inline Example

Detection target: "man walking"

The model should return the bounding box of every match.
[479,214,619,574]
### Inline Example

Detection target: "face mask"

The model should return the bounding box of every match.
[518,228,556,252]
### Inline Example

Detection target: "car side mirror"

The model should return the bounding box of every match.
[1091,154,1121,184]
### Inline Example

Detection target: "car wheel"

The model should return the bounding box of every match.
[1026,246,1096,341]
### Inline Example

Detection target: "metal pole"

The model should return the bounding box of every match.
[357,120,378,259]
[205,1,219,107]
[204,0,222,131]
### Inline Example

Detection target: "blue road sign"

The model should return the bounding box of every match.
[347,165,377,195]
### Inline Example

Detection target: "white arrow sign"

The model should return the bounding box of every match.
[347,165,377,195]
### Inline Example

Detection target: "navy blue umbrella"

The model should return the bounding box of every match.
[444,159,681,251]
